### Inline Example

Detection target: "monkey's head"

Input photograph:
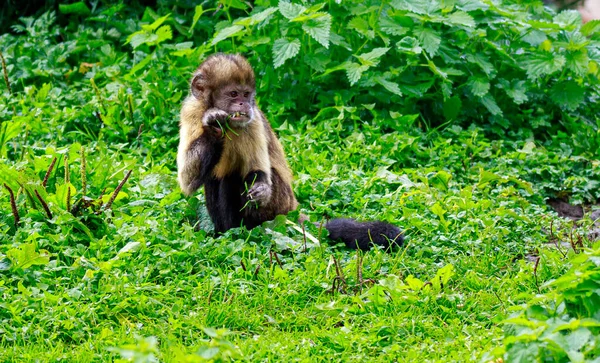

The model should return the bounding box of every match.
[191,53,257,128]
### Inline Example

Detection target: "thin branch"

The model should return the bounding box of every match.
[4,184,20,227]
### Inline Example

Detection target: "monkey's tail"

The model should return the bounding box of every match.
[320,218,404,251]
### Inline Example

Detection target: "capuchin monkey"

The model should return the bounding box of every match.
[177,53,403,250]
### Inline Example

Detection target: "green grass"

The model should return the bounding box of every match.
[1,1,600,362]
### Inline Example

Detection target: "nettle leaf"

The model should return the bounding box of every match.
[456,0,489,12]
[190,5,205,34]
[272,38,301,68]
[379,17,408,36]
[499,79,529,105]
[279,1,306,20]
[480,94,503,116]
[142,13,171,32]
[550,80,585,111]
[155,25,172,44]
[397,36,422,54]
[375,76,403,96]
[447,11,475,27]
[465,53,495,76]
[566,51,589,77]
[522,30,547,47]
[128,33,157,48]
[390,0,439,15]
[348,17,374,39]
[211,25,244,46]
[554,10,581,28]
[302,13,332,48]
[398,79,434,97]
[356,47,389,66]
[251,7,278,24]
[581,19,600,36]
[344,62,369,85]
[521,52,566,80]
[467,77,490,97]
[415,27,441,57]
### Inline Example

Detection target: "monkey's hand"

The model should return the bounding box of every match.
[202,108,229,128]
[246,182,272,207]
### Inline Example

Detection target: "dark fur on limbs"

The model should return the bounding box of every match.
[325,219,404,250]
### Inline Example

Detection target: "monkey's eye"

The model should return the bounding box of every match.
[243,92,250,98]
[229,91,238,97]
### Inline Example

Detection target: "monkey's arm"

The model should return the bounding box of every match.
[177,108,228,196]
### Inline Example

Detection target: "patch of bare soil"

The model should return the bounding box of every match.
[546,198,600,242]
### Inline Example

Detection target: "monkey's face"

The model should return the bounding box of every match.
[213,84,255,128]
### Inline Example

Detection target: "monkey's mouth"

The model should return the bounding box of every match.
[228,111,251,126]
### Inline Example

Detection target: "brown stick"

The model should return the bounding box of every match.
[270,250,284,269]
[42,157,57,188]
[103,169,132,210]
[4,184,19,227]
[35,189,52,219]
[0,50,11,95]
[80,147,87,196]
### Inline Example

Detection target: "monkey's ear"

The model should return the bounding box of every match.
[191,73,206,99]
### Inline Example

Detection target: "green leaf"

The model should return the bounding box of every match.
[434,264,455,286]
[467,77,490,97]
[154,25,172,45]
[521,52,566,80]
[375,77,402,96]
[222,0,250,10]
[379,17,409,36]
[465,53,495,76]
[302,13,331,48]
[429,171,452,192]
[348,17,374,39]
[397,36,422,54]
[566,51,589,77]
[142,13,171,32]
[7,243,50,270]
[211,25,244,46]
[550,80,585,111]
[553,10,581,28]
[390,0,439,15]
[478,170,501,187]
[279,1,306,20]
[356,47,389,66]
[581,19,600,36]
[443,96,462,120]
[415,27,441,57]
[58,2,91,15]
[480,94,502,116]
[189,5,205,34]
[499,79,528,105]
[344,62,369,85]
[249,7,278,24]
[272,38,301,68]
[447,11,475,27]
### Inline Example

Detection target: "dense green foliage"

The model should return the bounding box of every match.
[1,0,599,361]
